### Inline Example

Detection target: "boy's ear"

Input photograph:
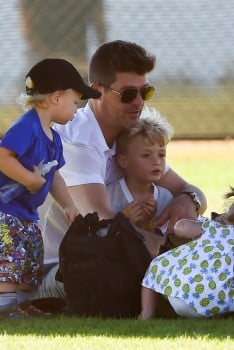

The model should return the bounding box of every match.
[117,154,128,169]
[50,91,62,104]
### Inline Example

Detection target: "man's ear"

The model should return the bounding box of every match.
[90,82,102,95]
[117,154,128,169]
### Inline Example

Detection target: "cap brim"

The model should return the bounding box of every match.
[80,85,101,100]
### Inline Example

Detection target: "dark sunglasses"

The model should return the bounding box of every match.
[99,83,155,103]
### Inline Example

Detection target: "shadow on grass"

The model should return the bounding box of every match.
[1,316,233,339]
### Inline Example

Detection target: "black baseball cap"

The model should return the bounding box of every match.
[25,58,101,100]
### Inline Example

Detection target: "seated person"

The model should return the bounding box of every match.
[107,107,174,257]
[140,186,234,319]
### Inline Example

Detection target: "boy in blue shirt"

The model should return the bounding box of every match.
[0,58,101,318]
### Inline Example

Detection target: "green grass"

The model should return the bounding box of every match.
[0,140,233,349]
[1,316,233,350]
[167,140,233,215]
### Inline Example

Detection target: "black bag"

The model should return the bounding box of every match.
[56,212,151,318]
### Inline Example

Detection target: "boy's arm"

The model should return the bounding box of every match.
[50,170,78,224]
[0,147,45,192]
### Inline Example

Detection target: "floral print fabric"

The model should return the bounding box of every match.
[0,212,43,285]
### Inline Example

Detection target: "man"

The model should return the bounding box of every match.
[32,40,207,300]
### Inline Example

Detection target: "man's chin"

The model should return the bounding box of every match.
[126,116,141,128]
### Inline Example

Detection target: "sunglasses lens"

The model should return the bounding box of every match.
[121,88,138,103]
[141,86,155,101]
[121,86,155,103]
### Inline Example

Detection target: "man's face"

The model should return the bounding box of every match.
[97,72,151,131]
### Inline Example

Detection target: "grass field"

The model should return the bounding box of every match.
[167,139,233,215]
[1,315,233,350]
[0,140,233,350]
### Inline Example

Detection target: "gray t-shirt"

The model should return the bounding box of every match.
[107,177,173,231]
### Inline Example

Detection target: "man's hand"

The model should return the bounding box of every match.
[154,193,199,234]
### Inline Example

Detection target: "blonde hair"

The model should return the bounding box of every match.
[16,92,50,111]
[116,107,174,154]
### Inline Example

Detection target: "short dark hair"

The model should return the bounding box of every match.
[88,40,156,86]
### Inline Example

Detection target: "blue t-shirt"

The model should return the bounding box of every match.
[0,108,65,221]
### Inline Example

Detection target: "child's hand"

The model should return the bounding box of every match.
[26,165,46,193]
[122,201,143,225]
[64,205,79,225]
[141,197,158,223]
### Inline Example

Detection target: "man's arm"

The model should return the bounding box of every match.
[155,168,207,233]
[68,183,115,219]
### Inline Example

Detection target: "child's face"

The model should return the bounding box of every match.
[53,89,82,124]
[118,134,166,184]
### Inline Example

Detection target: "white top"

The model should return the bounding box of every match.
[39,103,170,264]
[107,178,173,233]
[54,103,122,186]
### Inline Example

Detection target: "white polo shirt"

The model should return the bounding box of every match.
[39,103,122,264]
[55,103,122,186]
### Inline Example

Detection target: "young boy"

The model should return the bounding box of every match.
[0,58,101,318]
[107,107,174,257]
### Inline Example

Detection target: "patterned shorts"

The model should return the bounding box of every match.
[0,212,44,285]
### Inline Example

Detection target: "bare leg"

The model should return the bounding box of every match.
[138,286,158,320]
[0,282,17,313]
[0,282,17,293]
[0,282,33,293]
